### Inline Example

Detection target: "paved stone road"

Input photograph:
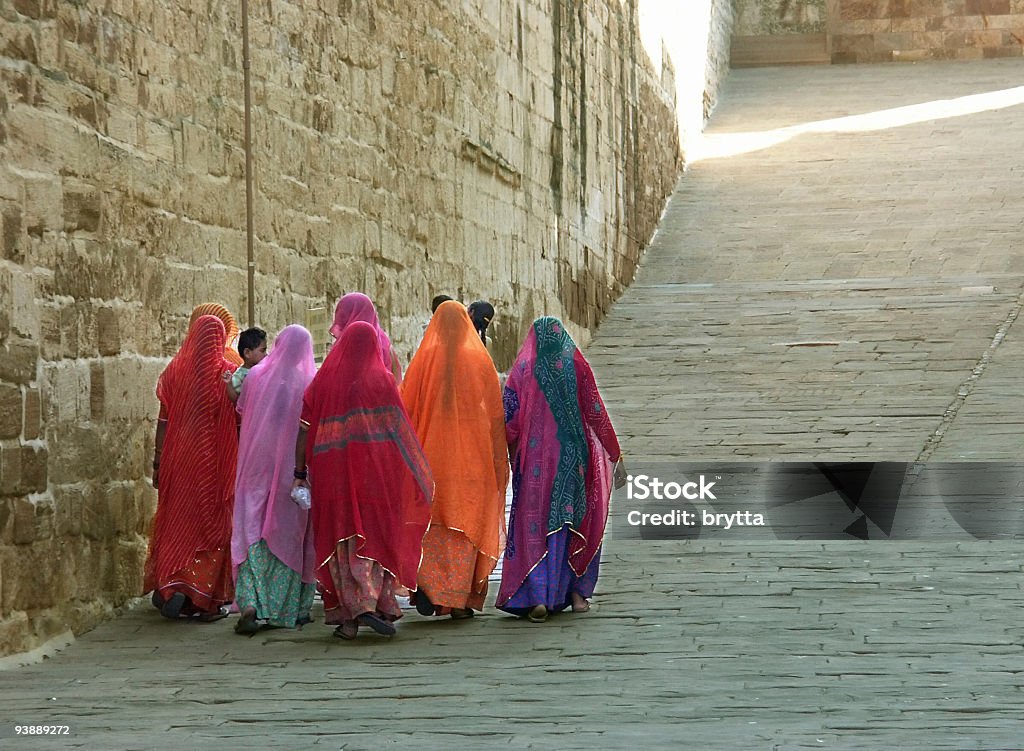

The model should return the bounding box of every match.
[2,60,1024,749]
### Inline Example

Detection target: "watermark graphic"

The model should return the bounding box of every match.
[610,462,1024,541]
[626,473,718,501]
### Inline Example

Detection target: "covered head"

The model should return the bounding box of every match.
[162,314,230,395]
[329,292,393,366]
[467,300,495,345]
[189,303,243,366]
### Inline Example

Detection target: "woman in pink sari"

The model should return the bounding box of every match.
[294,321,432,640]
[498,317,626,622]
[232,325,318,635]
[329,292,403,383]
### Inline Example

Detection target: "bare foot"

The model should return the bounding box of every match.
[234,606,259,635]
[527,604,548,623]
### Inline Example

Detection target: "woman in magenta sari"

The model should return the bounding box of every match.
[498,317,626,622]
[232,325,318,635]
[329,292,403,384]
[294,321,432,640]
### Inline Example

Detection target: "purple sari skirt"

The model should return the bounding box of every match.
[498,525,600,615]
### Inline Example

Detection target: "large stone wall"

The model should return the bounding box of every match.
[0,0,681,656]
[705,0,737,120]
[734,0,827,35]
[833,0,1024,63]
[733,0,1024,63]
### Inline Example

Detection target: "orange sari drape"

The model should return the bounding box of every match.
[400,301,509,610]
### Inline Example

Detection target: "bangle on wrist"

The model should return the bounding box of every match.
[293,468,308,480]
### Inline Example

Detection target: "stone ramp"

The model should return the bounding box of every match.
[592,59,1024,462]
[1,543,1022,749]
[3,60,1024,748]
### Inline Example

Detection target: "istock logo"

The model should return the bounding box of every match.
[626,474,718,501]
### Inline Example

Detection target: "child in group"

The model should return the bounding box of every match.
[226,327,268,403]
[431,294,454,313]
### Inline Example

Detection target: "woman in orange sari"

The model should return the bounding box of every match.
[146,315,239,621]
[401,301,509,618]
[189,302,244,367]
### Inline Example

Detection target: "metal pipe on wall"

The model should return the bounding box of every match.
[241,0,256,327]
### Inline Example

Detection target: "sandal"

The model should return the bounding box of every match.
[527,604,548,623]
[450,608,474,620]
[357,612,397,636]
[413,590,436,617]
[160,592,187,620]
[196,610,228,623]
[571,596,591,613]
[333,622,358,641]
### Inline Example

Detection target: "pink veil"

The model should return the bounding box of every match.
[232,324,317,583]
[329,293,392,362]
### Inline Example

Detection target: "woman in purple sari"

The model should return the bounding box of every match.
[497,317,626,622]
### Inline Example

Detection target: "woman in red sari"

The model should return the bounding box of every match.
[293,321,432,640]
[146,315,239,621]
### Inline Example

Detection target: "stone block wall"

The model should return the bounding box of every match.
[734,0,828,35]
[734,0,1024,63]
[705,0,737,119]
[0,0,682,656]
[833,0,1024,63]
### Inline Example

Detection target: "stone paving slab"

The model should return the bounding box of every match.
[3,59,1024,749]
[2,543,1024,749]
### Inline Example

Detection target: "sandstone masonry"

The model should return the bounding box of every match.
[705,0,736,120]
[733,0,1024,63]
[0,0,682,655]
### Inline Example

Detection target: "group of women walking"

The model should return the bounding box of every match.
[145,293,625,639]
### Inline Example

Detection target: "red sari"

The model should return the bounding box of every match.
[301,321,432,625]
[144,315,238,614]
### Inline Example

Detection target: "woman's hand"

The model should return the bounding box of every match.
[291,477,310,492]
[152,465,160,490]
[613,458,627,489]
